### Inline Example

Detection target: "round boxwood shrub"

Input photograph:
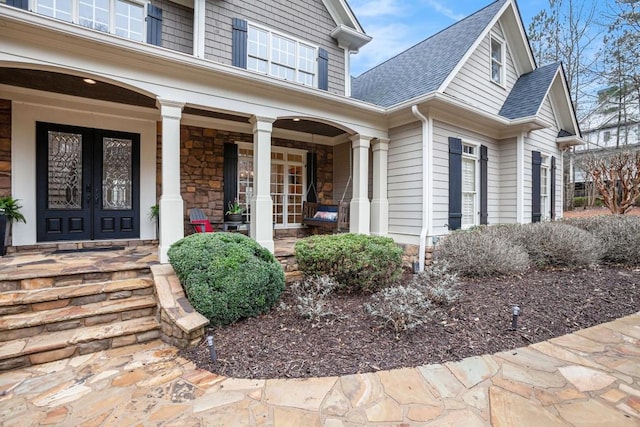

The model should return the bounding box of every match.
[168,232,285,326]
[294,233,403,293]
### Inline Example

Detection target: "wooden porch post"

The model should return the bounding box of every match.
[371,138,389,235]
[249,116,275,253]
[157,98,185,263]
[350,134,371,234]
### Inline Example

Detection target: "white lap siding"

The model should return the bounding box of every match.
[388,122,423,238]
[498,139,518,224]
[432,120,502,236]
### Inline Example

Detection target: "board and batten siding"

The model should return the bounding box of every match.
[432,120,504,236]
[524,97,563,220]
[387,122,423,237]
[444,22,519,115]
[151,0,194,54]
[204,0,346,95]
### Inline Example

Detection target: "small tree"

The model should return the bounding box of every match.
[581,148,640,214]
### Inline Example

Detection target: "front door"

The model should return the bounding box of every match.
[36,122,140,242]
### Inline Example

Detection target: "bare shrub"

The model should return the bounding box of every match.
[510,222,602,268]
[365,286,432,333]
[290,275,338,321]
[565,216,640,265]
[412,261,460,305]
[434,230,530,277]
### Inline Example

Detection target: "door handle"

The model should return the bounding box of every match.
[95,195,100,206]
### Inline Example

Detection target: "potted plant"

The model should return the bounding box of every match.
[148,204,159,239]
[0,196,26,255]
[226,198,244,222]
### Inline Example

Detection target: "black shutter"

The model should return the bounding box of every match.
[550,155,556,220]
[7,0,28,10]
[532,151,542,223]
[318,48,329,91]
[448,137,463,231]
[224,143,238,219]
[232,18,248,69]
[146,5,163,47]
[306,152,318,203]
[480,145,488,225]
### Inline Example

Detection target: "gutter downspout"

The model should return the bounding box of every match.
[411,105,432,272]
[516,132,525,223]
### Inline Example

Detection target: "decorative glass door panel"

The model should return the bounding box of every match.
[37,123,140,242]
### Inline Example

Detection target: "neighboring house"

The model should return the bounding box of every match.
[0,0,581,269]
[573,89,640,193]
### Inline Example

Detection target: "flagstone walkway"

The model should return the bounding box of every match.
[1,312,639,426]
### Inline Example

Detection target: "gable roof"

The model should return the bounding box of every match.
[499,62,560,119]
[351,0,507,107]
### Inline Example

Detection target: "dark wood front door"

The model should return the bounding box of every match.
[36,122,140,242]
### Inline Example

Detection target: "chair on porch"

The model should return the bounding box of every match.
[189,208,215,233]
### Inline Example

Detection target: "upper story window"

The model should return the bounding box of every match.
[490,36,504,85]
[35,0,145,42]
[247,24,317,87]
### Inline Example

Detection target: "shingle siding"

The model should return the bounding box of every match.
[204,0,345,95]
[152,0,194,54]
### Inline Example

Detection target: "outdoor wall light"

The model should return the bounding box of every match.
[511,305,521,330]
[206,335,217,363]
[83,78,97,84]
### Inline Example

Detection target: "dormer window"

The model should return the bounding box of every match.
[490,36,504,85]
[247,24,317,87]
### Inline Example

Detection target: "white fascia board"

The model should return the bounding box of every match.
[331,25,372,52]
[322,0,365,33]
[557,136,584,149]
[546,68,582,137]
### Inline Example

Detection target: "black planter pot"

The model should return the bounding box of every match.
[227,213,243,222]
[0,214,7,256]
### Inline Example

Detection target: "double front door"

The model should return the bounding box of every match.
[36,122,140,242]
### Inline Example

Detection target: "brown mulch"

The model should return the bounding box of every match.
[180,266,640,379]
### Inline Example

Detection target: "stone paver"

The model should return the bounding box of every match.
[0,312,637,425]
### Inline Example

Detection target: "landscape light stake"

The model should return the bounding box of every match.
[511,306,521,330]
[207,335,217,363]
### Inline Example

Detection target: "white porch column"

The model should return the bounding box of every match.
[157,98,185,263]
[249,116,275,252]
[371,138,389,235]
[350,134,371,234]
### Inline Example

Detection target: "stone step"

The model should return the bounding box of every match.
[0,278,154,309]
[0,295,157,337]
[0,316,161,371]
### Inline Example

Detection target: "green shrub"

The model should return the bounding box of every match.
[168,233,285,325]
[294,234,403,293]
[565,215,640,265]
[365,286,432,333]
[434,230,530,277]
[505,222,602,268]
[573,196,586,208]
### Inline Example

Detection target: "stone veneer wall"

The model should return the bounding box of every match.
[0,100,11,197]
[156,124,334,236]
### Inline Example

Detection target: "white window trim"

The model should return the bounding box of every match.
[31,0,147,42]
[246,21,319,88]
[540,153,551,221]
[235,142,308,228]
[461,141,480,229]
[490,33,505,88]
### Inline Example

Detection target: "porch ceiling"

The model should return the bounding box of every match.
[0,68,157,108]
[273,119,346,138]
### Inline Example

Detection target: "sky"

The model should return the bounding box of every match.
[349,0,548,76]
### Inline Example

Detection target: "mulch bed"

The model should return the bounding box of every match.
[180,266,640,379]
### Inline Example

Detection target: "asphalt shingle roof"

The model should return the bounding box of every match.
[498,62,560,119]
[350,0,507,108]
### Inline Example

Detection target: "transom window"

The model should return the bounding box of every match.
[247,24,317,87]
[490,36,504,85]
[462,143,479,228]
[237,144,307,227]
[35,0,144,42]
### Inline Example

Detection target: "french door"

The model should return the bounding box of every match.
[36,122,140,242]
